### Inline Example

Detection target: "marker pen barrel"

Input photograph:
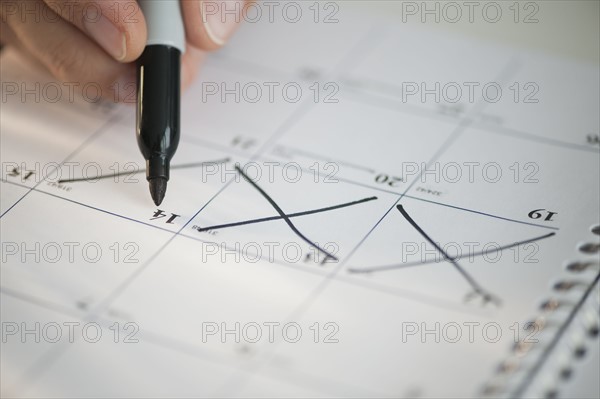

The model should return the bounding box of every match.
[136,0,185,206]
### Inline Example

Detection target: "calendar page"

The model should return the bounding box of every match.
[1,4,599,398]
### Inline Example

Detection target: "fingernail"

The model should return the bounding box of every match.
[200,0,243,46]
[84,15,127,61]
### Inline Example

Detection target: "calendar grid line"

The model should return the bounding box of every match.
[0,287,83,319]
[210,48,599,155]
[401,195,560,231]
[473,123,600,154]
[0,285,388,399]
[1,179,177,235]
[341,86,599,154]
[0,110,123,220]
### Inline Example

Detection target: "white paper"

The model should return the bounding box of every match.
[1,7,599,398]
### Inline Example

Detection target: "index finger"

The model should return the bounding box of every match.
[181,0,247,51]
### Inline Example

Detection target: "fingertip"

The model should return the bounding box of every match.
[107,0,147,62]
[182,0,244,51]
[124,9,147,62]
[181,0,218,51]
[122,25,147,62]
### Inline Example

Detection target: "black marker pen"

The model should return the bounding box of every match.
[136,0,185,206]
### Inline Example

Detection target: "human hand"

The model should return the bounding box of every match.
[0,0,248,102]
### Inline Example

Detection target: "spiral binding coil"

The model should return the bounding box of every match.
[481,224,600,398]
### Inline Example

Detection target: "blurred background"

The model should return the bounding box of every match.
[355,1,599,63]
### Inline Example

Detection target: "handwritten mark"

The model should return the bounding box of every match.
[197,165,378,263]
[58,158,231,183]
[349,232,555,273]
[396,204,502,306]
[197,196,378,232]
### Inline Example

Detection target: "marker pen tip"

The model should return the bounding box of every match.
[149,177,167,206]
